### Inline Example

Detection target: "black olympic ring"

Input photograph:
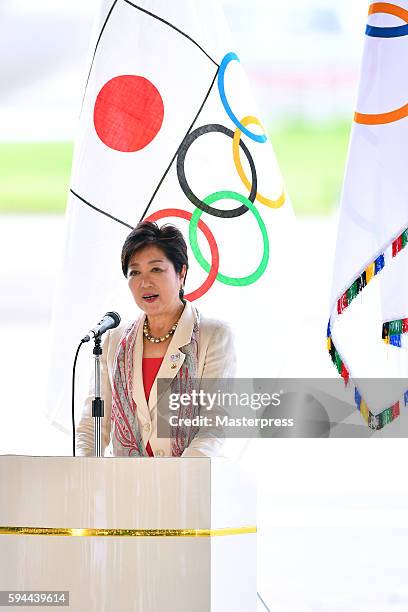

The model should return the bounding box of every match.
[176,123,257,218]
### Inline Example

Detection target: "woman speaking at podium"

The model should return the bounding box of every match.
[76,221,236,458]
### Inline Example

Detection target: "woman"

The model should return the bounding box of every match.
[76,221,236,457]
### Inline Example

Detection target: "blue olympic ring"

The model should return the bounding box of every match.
[218,52,267,144]
[366,23,408,37]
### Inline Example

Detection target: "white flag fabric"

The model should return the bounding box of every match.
[328,1,408,429]
[46,0,296,434]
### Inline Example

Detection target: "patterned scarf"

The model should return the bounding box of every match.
[111,307,200,457]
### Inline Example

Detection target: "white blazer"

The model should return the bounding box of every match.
[76,301,236,457]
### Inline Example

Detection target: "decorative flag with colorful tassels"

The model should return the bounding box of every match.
[328,1,408,430]
[45,0,296,434]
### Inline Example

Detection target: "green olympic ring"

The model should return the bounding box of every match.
[189,191,269,286]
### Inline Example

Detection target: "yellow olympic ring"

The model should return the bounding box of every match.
[232,115,286,209]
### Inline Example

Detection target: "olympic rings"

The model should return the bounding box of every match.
[218,52,267,144]
[145,208,219,301]
[177,123,257,218]
[366,2,408,37]
[356,5,408,123]
[144,49,285,297]
[189,192,269,286]
[232,115,286,209]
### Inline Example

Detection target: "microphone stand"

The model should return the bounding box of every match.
[92,336,104,457]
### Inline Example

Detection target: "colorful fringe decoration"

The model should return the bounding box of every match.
[328,225,408,430]
[382,318,408,347]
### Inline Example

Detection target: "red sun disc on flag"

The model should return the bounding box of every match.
[93,75,164,152]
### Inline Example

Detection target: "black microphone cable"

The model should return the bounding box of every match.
[257,591,270,611]
[72,339,87,457]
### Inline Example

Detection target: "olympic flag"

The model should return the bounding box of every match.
[46,0,296,433]
[328,1,408,429]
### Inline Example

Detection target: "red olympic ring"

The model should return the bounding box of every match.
[144,208,219,301]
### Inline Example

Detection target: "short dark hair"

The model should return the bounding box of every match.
[121,221,189,300]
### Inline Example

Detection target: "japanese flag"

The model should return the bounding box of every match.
[46,0,296,433]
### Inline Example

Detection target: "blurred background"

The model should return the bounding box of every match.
[3,1,408,611]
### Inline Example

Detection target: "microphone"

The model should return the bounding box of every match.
[82,311,121,343]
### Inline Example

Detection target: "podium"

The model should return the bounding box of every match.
[0,457,256,611]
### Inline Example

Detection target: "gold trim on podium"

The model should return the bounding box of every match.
[0,526,256,537]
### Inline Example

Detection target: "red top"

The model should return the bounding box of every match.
[142,357,164,457]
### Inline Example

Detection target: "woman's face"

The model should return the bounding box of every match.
[127,245,186,317]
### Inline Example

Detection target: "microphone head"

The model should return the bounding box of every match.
[106,311,121,328]
[81,311,121,343]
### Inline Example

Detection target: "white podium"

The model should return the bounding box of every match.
[0,457,256,611]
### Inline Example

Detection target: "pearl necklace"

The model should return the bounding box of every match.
[143,318,178,343]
